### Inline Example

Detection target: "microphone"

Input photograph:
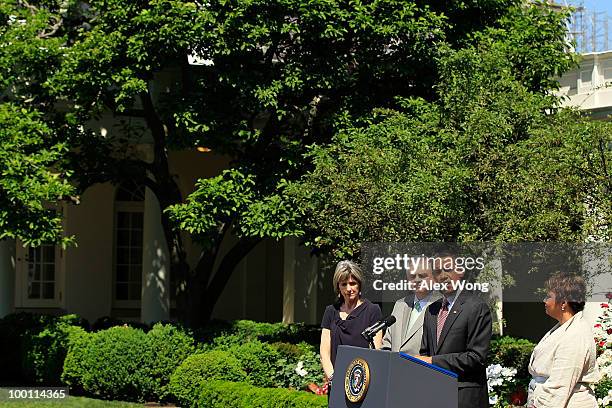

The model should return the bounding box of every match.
[361,315,396,342]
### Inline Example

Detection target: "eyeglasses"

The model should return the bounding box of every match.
[432,267,454,275]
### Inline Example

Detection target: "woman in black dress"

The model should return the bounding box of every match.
[319,260,382,386]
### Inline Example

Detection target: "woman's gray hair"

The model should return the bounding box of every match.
[333,260,364,297]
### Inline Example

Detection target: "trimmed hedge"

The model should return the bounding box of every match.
[62,323,194,402]
[0,313,88,384]
[24,320,88,385]
[143,324,196,400]
[62,326,149,401]
[226,341,281,387]
[168,351,247,407]
[489,336,536,379]
[1,313,325,404]
[198,380,328,408]
[195,320,320,347]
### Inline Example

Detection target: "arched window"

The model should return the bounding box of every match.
[113,181,144,306]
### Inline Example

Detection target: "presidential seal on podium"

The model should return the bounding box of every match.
[344,357,370,402]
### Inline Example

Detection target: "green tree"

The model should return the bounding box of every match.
[284,4,611,259]
[0,103,75,247]
[3,0,558,324]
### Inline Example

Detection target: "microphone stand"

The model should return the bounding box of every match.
[364,333,375,349]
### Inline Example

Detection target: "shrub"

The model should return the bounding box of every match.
[144,323,196,400]
[62,326,151,401]
[168,351,246,407]
[195,320,320,347]
[489,336,535,380]
[22,316,88,385]
[225,341,281,388]
[271,342,304,360]
[91,316,149,332]
[273,342,324,390]
[0,313,55,382]
[0,312,88,384]
[198,380,328,408]
[63,323,195,402]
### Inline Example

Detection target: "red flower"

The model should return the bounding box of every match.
[595,324,602,328]
[601,303,610,308]
[608,329,612,335]
[509,388,528,405]
[606,292,612,300]
[600,341,607,347]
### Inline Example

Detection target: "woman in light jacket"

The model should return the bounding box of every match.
[527,273,600,408]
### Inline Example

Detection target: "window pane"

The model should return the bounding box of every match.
[130,248,141,264]
[117,248,130,265]
[34,264,41,281]
[117,212,130,227]
[117,230,130,246]
[28,282,41,299]
[129,265,141,282]
[131,213,143,229]
[116,283,128,300]
[114,207,144,303]
[42,283,55,299]
[28,247,38,263]
[129,283,141,301]
[42,264,55,281]
[116,265,129,282]
[131,230,143,247]
[42,245,55,263]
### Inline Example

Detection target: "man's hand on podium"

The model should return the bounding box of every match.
[413,355,433,364]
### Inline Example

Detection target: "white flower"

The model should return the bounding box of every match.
[295,361,308,377]
[487,364,503,378]
[501,366,517,379]
[489,394,498,405]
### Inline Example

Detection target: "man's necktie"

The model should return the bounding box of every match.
[436,298,450,343]
[414,300,421,312]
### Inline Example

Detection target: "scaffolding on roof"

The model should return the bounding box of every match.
[564,0,612,53]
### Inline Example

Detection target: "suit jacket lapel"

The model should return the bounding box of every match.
[428,300,441,352]
[435,292,465,353]
[398,295,414,350]
[402,310,424,348]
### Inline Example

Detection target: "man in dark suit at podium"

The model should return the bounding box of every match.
[415,253,492,408]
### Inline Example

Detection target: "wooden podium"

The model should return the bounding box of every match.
[329,345,458,408]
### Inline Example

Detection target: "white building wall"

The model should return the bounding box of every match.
[141,187,170,324]
[63,183,115,323]
[0,239,15,317]
[559,50,612,111]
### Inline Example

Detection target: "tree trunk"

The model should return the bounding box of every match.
[139,88,262,327]
[183,236,262,327]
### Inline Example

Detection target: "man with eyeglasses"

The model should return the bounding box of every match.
[381,263,441,354]
[414,251,492,408]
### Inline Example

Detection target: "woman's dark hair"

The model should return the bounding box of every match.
[545,272,586,313]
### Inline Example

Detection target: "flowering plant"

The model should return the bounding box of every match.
[594,303,612,356]
[487,363,522,407]
[596,351,612,408]
[595,301,612,407]
[274,343,324,390]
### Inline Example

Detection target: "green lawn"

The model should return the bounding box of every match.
[1,396,143,407]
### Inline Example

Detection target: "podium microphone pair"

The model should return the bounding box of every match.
[361,315,396,348]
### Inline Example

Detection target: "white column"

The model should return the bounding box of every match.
[282,238,296,323]
[283,237,319,324]
[592,55,600,106]
[141,188,170,324]
[0,239,15,318]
